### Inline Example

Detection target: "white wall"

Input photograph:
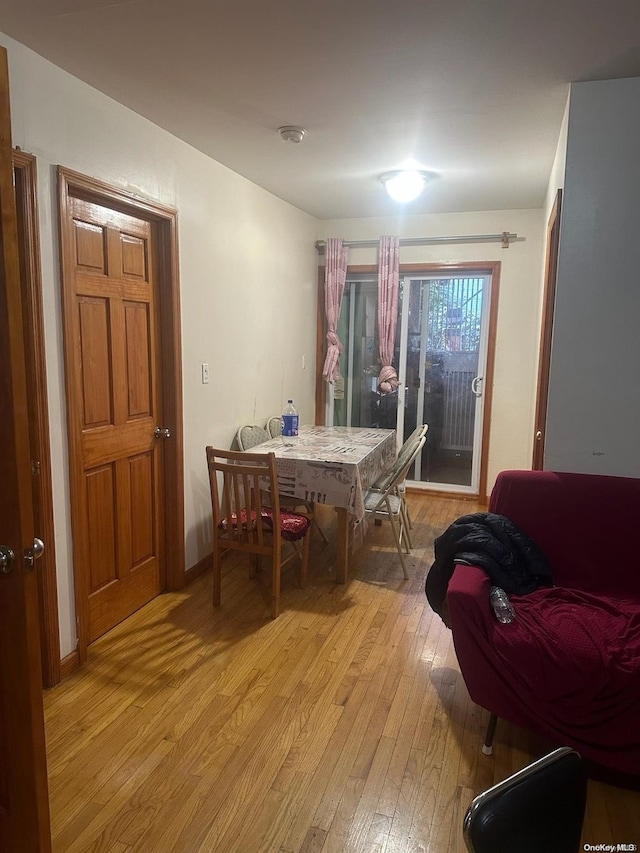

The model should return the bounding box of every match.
[543,93,569,221]
[545,77,640,476]
[1,32,318,657]
[317,209,545,493]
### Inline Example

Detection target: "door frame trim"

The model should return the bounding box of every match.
[532,189,562,470]
[57,167,184,664]
[13,149,61,687]
[316,260,500,503]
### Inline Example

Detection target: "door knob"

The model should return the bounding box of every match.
[0,545,15,574]
[154,427,171,439]
[24,538,45,570]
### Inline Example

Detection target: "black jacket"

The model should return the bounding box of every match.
[425,512,553,621]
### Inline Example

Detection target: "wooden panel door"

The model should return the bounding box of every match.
[0,46,52,852]
[61,195,165,645]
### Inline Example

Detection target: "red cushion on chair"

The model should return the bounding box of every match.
[219,508,310,541]
[280,510,311,541]
[261,508,311,541]
[219,508,258,531]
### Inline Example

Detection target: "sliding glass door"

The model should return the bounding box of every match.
[328,272,492,494]
[397,275,490,491]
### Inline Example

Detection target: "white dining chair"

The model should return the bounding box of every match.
[266,416,282,438]
[235,424,270,450]
[363,434,426,578]
[370,425,428,547]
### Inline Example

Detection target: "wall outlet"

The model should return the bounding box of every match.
[201,363,209,384]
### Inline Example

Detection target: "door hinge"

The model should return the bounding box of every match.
[31,459,41,475]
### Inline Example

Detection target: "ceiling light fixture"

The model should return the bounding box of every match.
[278,125,306,144]
[380,170,432,203]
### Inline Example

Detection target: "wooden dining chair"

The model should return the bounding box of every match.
[256,417,330,545]
[206,447,311,618]
[363,434,426,578]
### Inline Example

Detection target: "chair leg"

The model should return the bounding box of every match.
[394,504,410,556]
[271,546,281,620]
[292,500,329,544]
[402,513,413,549]
[400,515,411,555]
[482,712,498,755]
[312,516,329,544]
[249,554,260,578]
[212,545,222,607]
[388,511,409,579]
[399,484,414,529]
[306,501,329,543]
[400,498,413,549]
[299,532,310,588]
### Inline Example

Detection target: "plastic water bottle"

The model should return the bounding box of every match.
[489,586,516,624]
[281,399,299,446]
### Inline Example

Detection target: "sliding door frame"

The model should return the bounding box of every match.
[316,261,501,503]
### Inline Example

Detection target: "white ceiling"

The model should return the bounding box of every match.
[2,0,640,220]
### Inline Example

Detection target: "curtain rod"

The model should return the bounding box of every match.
[315,231,518,253]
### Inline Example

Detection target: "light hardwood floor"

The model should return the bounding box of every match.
[44,494,640,852]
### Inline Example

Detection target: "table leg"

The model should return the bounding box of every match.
[335,507,349,583]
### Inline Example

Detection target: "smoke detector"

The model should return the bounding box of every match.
[278,125,306,144]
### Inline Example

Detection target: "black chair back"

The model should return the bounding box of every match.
[463,747,587,853]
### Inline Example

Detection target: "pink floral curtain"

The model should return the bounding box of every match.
[322,237,349,383]
[377,235,400,393]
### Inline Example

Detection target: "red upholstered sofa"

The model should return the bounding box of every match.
[447,469,640,775]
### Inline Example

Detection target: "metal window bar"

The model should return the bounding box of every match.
[430,277,482,452]
[316,232,518,253]
[443,370,476,449]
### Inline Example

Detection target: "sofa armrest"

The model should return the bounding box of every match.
[447,562,493,628]
[447,563,522,719]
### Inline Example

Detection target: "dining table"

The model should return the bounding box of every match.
[251,424,397,582]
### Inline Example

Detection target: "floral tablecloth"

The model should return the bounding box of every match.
[252,425,397,521]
